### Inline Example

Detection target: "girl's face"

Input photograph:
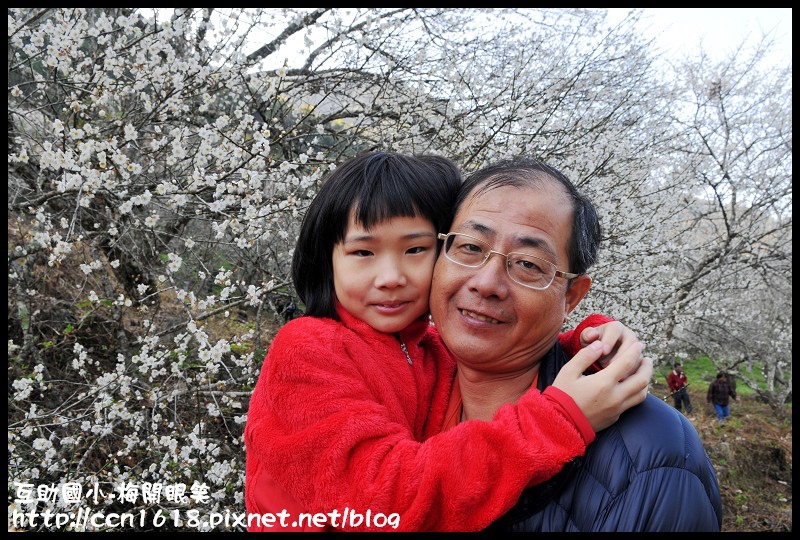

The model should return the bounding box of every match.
[332,212,437,333]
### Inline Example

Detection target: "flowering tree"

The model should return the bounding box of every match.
[7,7,791,530]
[654,41,792,416]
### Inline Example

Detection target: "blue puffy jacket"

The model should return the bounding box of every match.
[488,344,723,532]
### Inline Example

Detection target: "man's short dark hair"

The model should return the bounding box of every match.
[455,156,601,275]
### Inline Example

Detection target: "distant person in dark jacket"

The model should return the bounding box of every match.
[667,362,693,414]
[707,372,738,422]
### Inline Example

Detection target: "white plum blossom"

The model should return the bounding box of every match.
[12,377,34,401]
[123,123,137,142]
[118,200,134,215]
[206,403,220,417]
[170,193,188,207]
[246,284,262,306]
[32,438,52,451]
[166,253,182,273]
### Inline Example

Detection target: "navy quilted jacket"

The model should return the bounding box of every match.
[488,344,723,532]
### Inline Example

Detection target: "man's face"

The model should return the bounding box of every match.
[430,180,590,372]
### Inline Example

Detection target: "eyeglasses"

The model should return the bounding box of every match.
[437,232,579,290]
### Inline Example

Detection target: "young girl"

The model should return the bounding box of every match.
[244,151,646,532]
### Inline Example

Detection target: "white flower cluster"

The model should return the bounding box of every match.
[166,253,183,274]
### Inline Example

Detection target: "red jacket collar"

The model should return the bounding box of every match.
[334,300,430,346]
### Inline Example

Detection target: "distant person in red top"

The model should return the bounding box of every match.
[707,372,739,422]
[667,362,693,415]
[243,151,651,532]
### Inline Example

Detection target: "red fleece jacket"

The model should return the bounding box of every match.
[244,306,611,532]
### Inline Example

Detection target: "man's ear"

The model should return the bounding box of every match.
[564,274,592,319]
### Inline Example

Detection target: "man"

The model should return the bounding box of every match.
[707,372,738,422]
[668,362,693,414]
[430,157,722,531]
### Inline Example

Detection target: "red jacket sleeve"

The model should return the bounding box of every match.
[558,313,616,356]
[245,320,591,532]
[543,386,595,446]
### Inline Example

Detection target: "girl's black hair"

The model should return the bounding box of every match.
[292,151,462,319]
